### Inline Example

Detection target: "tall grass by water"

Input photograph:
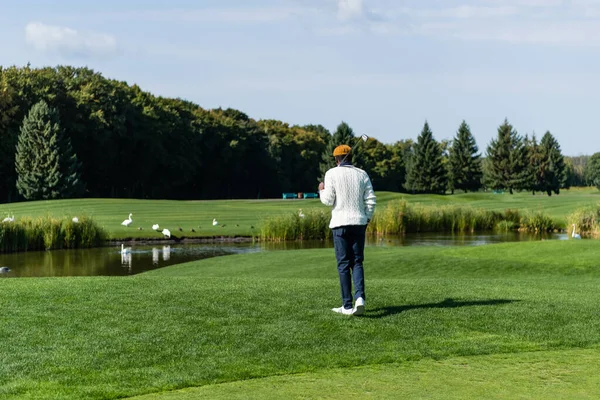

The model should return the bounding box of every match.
[260,200,559,240]
[0,215,106,253]
[368,200,510,236]
[567,203,600,236]
[261,209,331,241]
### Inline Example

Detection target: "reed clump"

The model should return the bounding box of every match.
[519,211,556,233]
[566,204,600,237]
[261,209,331,242]
[260,201,557,241]
[368,200,508,236]
[0,215,106,253]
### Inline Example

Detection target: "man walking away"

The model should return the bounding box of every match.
[319,144,376,316]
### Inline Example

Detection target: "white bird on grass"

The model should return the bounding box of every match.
[162,228,171,238]
[121,213,133,227]
[2,214,14,223]
[152,224,160,231]
[72,217,79,223]
[298,209,305,218]
[212,219,218,226]
[571,224,581,239]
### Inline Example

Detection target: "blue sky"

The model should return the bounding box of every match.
[2,0,599,155]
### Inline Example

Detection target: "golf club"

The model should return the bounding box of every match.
[340,134,369,164]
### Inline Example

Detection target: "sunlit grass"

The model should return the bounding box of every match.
[2,241,600,398]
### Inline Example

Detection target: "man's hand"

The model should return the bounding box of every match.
[318,182,325,191]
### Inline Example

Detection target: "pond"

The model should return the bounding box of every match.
[0,231,571,278]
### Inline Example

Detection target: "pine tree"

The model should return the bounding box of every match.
[485,119,527,194]
[448,120,482,193]
[15,100,83,200]
[524,134,544,194]
[586,153,600,190]
[404,121,447,194]
[539,131,566,196]
[319,121,357,178]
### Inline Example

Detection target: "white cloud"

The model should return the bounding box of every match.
[25,22,118,58]
[337,0,365,20]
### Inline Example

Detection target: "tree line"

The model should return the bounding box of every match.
[0,65,596,202]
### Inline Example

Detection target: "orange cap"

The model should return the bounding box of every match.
[333,145,351,157]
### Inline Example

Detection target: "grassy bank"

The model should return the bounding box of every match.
[0,188,597,240]
[1,241,600,398]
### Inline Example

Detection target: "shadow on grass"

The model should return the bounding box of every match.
[364,298,520,319]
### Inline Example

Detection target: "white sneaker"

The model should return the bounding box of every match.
[332,306,354,315]
[353,297,365,316]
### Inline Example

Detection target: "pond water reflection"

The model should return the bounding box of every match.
[0,231,571,278]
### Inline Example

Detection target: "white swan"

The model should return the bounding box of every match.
[162,228,171,238]
[121,213,133,227]
[152,224,160,231]
[298,209,305,218]
[572,224,581,239]
[212,219,218,226]
[121,243,131,254]
[72,217,79,223]
[2,214,14,223]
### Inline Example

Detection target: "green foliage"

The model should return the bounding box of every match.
[519,211,555,232]
[564,155,588,187]
[585,152,600,190]
[319,121,357,179]
[15,100,83,200]
[538,131,566,196]
[260,120,327,193]
[404,122,448,194]
[365,200,521,235]
[0,71,19,202]
[0,215,106,252]
[0,65,583,202]
[485,119,528,194]
[448,120,482,193]
[495,220,517,232]
[260,209,331,241]
[567,204,600,236]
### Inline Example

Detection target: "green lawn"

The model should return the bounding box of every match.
[2,241,600,399]
[0,188,598,239]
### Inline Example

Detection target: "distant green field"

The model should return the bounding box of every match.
[0,188,597,239]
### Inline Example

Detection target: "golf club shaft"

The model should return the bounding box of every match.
[340,135,367,164]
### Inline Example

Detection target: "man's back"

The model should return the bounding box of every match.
[320,165,376,228]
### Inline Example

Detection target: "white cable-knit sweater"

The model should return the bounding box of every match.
[319,164,376,229]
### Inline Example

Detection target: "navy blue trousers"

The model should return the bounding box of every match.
[332,225,366,309]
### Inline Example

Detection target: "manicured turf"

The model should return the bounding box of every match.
[131,349,600,399]
[2,241,600,399]
[0,188,598,239]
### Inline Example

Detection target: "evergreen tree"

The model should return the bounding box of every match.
[15,100,83,200]
[319,121,357,179]
[485,119,528,194]
[539,131,566,196]
[448,120,482,193]
[0,73,19,202]
[524,134,543,194]
[586,152,600,190]
[404,121,447,194]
